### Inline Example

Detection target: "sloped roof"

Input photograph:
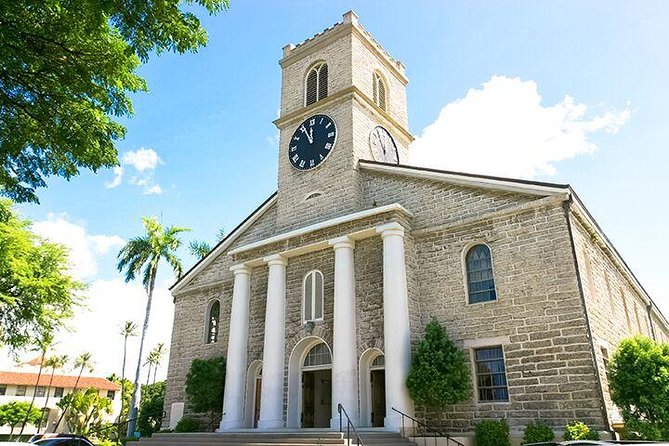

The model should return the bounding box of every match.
[0,371,120,391]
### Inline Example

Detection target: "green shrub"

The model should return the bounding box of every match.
[406,319,471,408]
[174,417,200,433]
[475,419,510,446]
[522,421,555,444]
[563,421,599,440]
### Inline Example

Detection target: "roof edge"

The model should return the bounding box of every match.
[360,160,570,196]
[170,192,278,294]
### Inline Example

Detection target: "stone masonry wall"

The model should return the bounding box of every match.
[412,202,605,434]
[569,212,669,426]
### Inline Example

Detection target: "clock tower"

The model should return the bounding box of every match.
[273,11,413,231]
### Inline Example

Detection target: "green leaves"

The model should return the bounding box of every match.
[406,319,471,408]
[0,401,42,432]
[0,0,229,203]
[185,356,225,414]
[0,198,85,350]
[137,381,165,437]
[56,387,113,435]
[609,336,669,440]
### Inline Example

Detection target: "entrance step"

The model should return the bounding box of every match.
[135,430,416,446]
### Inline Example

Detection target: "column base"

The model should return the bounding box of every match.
[218,417,244,431]
[331,416,358,430]
[384,413,405,432]
[257,418,283,430]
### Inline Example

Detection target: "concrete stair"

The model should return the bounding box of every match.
[135,429,416,446]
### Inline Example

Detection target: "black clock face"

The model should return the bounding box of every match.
[288,114,337,171]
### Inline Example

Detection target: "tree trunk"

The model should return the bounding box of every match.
[39,367,57,433]
[127,269,156,438]
[146,364,151,385]
[53,363,85,432]
[152,364,157,384]
[19,350,46,436]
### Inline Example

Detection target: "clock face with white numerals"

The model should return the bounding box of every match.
[288,114,337,171]
[369,126,399,164]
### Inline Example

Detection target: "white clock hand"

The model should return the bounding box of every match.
[308,127,314,144]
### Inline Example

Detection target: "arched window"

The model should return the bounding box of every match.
[206,300,220,344]
[303,343,332,368]
[466,244,497,304]
[305,62,328,106]
[303,270,324,322]
[372,72,386,111]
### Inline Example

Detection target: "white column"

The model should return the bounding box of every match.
[257,254,287,429]
[328,236,359,427]
[219,264,251,430]
[376,222,414,430]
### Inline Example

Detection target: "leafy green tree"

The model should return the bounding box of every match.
[137,381,165,437]
[609,336,669,440]
[185,356,226,429]
[117,217,190,436]
[0,199,85,350]
[475,419,510,446]
[522,421,555,444]
[145,343,166,385]
[0,0,230,203]
[406,319,471,408]
[56,387,112,436]
[0,401,42,439]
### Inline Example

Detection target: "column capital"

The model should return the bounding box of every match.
[229,264,251,275]
[376,221,405,238]
[263,253,287,267]
[328,235,355,250]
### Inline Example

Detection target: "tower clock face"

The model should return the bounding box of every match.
[288,114,337,171]
[370,126,399,164]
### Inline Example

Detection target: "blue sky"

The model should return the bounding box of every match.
[8,1,669,377]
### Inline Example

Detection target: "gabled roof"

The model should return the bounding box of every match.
[359,160,570,196]
[0,371,120,391]
[170,192,277,294]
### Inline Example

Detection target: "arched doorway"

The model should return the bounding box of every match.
[359,348,386,427]
[244,360,262,428]
[287,337,332,428]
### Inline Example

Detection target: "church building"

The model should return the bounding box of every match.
[163,11,669,438]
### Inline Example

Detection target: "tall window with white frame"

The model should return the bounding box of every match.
[305,62,328,106]
[372,72,386,111]
[474,346,508,402]
[466,244,497,304]
[303,270,324,322]
[206,300,220,344]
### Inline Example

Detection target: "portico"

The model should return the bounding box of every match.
[218,205,414,431]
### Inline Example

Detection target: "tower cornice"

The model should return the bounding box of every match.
[273,85,414,144]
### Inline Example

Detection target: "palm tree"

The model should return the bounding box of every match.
[19,334,52,436]
[119,321,138,422]
[151,343,166,384]
[117,216,189,436]
[38,354,68,432]
[53,352,93,432]
[188,240,211,259]
[188,227,225,260]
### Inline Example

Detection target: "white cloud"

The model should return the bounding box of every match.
[144,184,162,195]
[122,148,162,172]
[105,148,163,194]
[105,166,123,189]
[410,76,631,178]
[32,214,124,279]
[50,278,175,381]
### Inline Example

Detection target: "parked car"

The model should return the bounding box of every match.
[525,441,669,445]
[0,443,34,446]
[30,434,94,446]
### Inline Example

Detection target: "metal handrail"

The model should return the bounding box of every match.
[391,407,464,446]
[337,403,365,446]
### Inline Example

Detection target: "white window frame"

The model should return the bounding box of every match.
[303,270,324,323]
